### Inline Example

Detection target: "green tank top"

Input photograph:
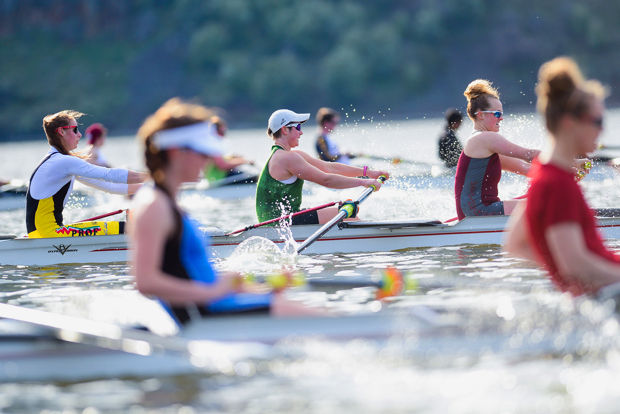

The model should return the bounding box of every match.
[255,145,304,222]
[204,163,228,183]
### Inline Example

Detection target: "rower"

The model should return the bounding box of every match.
[504,57,620,297]
[203,116,257,185]
[315,107,355,164]
[454,80,541,220]
[130,98,324,326]
[84,123,111,168]
[256,109,389,225]
[26,110,145,238]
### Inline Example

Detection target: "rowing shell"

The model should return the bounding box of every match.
[1,215,620,266]
[0,300,601,383]
[0,307,435,383]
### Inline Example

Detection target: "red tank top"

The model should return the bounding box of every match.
[525,160,620,295]
[454,152,502,219]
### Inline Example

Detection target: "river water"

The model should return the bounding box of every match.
[1,110,620,413]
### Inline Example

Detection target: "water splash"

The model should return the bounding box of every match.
[221,236,296,274]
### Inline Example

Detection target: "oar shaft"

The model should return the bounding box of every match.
[296,210,348,253]
[78,209,125,223]
[306,278,382,289]
[296,177,385,254]
[226,201,338,236]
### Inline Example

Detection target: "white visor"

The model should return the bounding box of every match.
[152,122,223,156]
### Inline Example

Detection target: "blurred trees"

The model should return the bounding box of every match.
[0,0,619,139]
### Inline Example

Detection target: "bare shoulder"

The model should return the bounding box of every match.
[469,131,505,143]
[131,187,172,226]
[273,149,306,164]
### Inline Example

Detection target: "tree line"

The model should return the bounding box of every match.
[0,0,618,140]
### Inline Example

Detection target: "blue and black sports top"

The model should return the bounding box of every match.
[157,188,271,325]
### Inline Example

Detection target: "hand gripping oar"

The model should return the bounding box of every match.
[226,201,338,236]
[296,176,387,254]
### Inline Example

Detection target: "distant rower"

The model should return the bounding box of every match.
[315,107,356,164]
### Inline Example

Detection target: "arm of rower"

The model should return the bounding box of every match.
[76,177,129,195]
[277,151,377,189]
[498,155,531,175]
[485,133,540,162]
[66,155,146,184]
[296,150,390,179]
[130,194,236,305]
[297,150,363,176]
[546,223,620,293]
[212,155,247,170]
[127,171,147,184]
[503,202,538,262]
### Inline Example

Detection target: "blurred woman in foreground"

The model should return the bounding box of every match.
[129,99,319,326]
[504,57,620,296]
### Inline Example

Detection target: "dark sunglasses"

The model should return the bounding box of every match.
[476,110,503,119]
[586,116,604,128]
[57,125,79,134]
[287,123,302,131]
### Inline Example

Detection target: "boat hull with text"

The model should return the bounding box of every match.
[1,215,620,266]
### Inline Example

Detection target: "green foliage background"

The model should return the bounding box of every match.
[1,0,618,140]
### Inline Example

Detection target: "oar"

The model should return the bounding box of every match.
[0,303,260,371]
[296,176,387,254]
[226,201,338,236]
[356,154,421,165]
[78,209,126,223]
[251,266,418,300]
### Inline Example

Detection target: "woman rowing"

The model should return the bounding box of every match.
[454,80,540,220]
[129,99,320,325]
[256,109,388,225]
[504,57,620,296]
[84,123,111,167]
[203,116,257,185]
[26,110,145,238]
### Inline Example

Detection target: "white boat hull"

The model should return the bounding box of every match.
[1,215,619,266]
[0,310,429,382]
[0,234,128,266]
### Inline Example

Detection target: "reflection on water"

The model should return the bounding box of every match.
[1,114,620,412]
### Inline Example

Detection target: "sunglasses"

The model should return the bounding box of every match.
[57,125,79,134]
[287,123,302,131]
[476,110,503,119]
[585,116,603,128]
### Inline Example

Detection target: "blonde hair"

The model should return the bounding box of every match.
[536,56,606,133]
[137,98,214,186]
[42,110,85,155]
[463,79,500,120]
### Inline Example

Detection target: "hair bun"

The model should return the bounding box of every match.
[537,57,583,103]
[464,79,499,101]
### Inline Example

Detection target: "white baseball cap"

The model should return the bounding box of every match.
[267,109,310,134]
[152,122,223,156]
